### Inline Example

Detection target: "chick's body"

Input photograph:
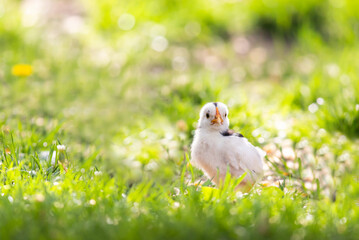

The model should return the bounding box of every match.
[191,102,264,188]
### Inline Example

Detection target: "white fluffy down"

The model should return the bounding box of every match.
[191,102,265,187]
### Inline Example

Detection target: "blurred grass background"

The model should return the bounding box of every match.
[1,0,359,239]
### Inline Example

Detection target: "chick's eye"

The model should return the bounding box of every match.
[225,113,227,117]
[206,113,210,119]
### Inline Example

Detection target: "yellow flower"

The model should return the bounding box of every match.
[11,64,33,77]
[5,148,11,154]
[261,182,270,187]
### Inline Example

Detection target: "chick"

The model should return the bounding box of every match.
[191,102,265,190]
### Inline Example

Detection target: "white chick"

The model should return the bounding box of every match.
[191,102,265,190]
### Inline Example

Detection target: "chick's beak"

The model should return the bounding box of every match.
[211,107,223,125]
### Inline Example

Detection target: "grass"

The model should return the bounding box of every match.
[1,127,358,239]
[1,0,359,239]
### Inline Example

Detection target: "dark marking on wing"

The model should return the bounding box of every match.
[213,102,218,107]
[220,129,244,137]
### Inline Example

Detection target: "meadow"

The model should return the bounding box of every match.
[1,0,359,239]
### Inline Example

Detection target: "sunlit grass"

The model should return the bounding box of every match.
[1,0,359,239]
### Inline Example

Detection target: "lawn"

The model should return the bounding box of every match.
[1,0,359,239]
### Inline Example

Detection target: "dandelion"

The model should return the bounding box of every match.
[340,217,347,224]
[236,191,244,198]
[172,202,180,209]
[54,201,64,209]
[308,103,319,113]
[151,36,168,52]
[261,181,270,187]
[144,161,158,171]
[57,145,66,151]
[11,64,33,77]
[34,193,45,202]
[325,63,340,78]
[5,148,11,154]
[316,98,325,105]
[118,13,136,31]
